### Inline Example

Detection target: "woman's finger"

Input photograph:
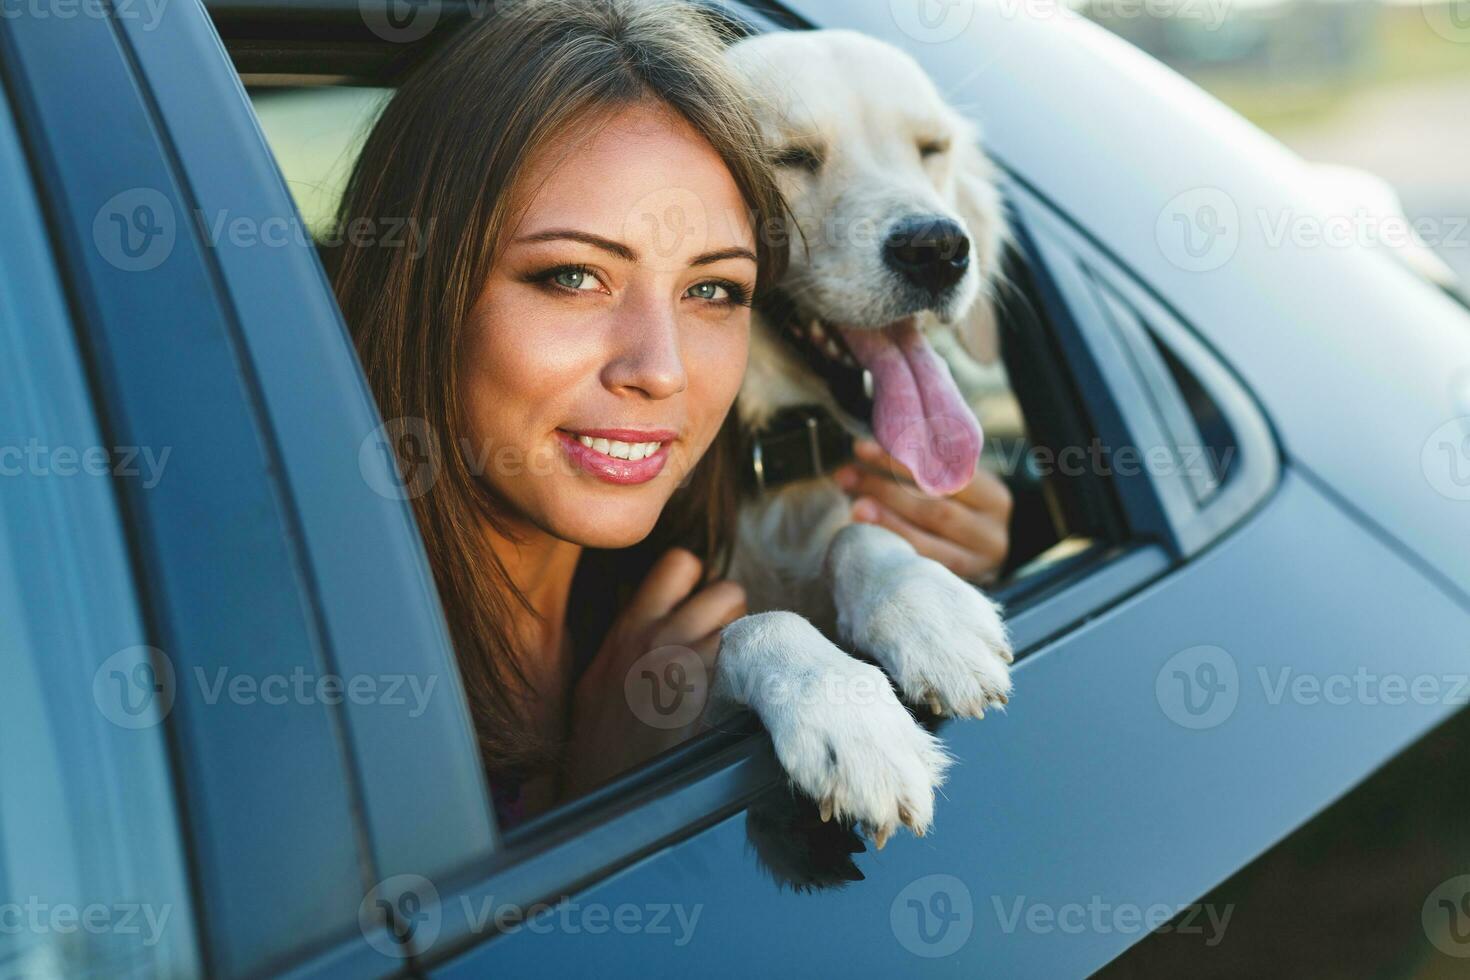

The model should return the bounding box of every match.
[619,547,704,634]
[844,467,994,555]
[852,496,992,581]
[852,438,917,484]
[852,438,1005,514]
[654,579,747,649]
[960,465,1014,520]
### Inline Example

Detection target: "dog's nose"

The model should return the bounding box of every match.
[882,216,971,295]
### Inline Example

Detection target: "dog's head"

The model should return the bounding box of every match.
[728,30,1006,496]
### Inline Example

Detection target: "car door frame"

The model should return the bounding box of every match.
[0,3,489,976]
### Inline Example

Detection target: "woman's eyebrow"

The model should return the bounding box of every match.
[513,229,637,260]
[512,230,755,268]
[691,246,758,267]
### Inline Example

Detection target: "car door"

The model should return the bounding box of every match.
[419,170,1470,980]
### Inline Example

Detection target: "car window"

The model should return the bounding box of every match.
[0,93,198,980]
[249,84,390,238]
[247,82,1112,587]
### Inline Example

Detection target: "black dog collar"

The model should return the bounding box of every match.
[741,407,856,495]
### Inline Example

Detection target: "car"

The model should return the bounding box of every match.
[3,0,1470,977]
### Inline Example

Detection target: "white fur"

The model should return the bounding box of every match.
[714,611,951,836]
[709,31,1015,844]
[826,524,1012,717]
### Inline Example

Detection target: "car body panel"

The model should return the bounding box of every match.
[0,15,376,975]
[115,0,499,885]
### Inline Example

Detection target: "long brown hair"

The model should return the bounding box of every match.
[331,0,788,778]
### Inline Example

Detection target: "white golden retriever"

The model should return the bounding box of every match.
[709,31,1014,848]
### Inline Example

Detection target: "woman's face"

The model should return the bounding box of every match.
[462,101,756,549]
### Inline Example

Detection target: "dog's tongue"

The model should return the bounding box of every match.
[838,318,982,496]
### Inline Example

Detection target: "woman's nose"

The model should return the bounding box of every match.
[600,293,688,400]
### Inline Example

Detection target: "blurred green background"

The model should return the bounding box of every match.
[1086,0,1470,284]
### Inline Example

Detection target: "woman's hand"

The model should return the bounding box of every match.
[834,438,1013,585]
[561,548,746,799]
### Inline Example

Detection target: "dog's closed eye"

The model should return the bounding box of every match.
[773,143,824,175]
[918,138,950,160]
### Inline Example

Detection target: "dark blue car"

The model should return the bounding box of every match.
[3,0,1470,976]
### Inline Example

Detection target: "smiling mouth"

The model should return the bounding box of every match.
[555,427,677,485]
[569,433,666,461]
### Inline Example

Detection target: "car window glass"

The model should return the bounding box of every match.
[0,95,197,980]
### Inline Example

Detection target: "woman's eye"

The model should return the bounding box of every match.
[687,281,726,302]
[552,268,598,291]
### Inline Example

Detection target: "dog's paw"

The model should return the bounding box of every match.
[716,611,952,845]
[829,525,1013,719]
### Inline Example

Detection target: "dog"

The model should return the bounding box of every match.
[708,30,1014,850]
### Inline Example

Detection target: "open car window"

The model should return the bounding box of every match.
[224,0,1264,903]
[247,81,1119,597]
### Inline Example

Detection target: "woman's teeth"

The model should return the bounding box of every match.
[576,435,664,461]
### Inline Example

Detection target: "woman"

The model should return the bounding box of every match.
[332,0,786,824]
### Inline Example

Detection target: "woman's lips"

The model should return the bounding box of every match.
[555,428,676,485]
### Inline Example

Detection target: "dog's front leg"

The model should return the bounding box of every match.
[711,610,951,845]
[826,523,1013,718]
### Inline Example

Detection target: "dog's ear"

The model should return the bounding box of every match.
[950,119,1009,365]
